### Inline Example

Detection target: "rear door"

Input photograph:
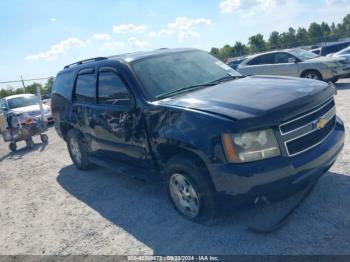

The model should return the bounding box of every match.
[91,66,150,167]
[72,68,97,151]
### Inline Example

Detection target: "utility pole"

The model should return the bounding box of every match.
[20,75,26,93]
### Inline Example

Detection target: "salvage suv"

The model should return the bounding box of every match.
[52,48,345,223]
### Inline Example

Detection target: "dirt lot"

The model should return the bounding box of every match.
[0,80,350,255]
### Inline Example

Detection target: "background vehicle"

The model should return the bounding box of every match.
[0,94,53,124]
[52,48,344,223]
[226,56,247,70]
[237,48,350,82]
[0,94,49,151]
[331,46,350,60]
[310,41,350,56]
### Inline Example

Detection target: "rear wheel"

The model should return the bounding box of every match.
[9,142,17,152]
[301,70,322,81]
[40,134,49,143]
[67,129,94,170]
[25,138,34,149]
[165,155,219,224]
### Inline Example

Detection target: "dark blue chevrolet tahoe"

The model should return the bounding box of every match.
[52,48,345,223]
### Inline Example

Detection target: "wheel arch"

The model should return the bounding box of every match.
[300,69,323,80]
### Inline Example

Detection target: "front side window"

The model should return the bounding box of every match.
[98,71,129,104]
[132,50,240,100]
[273,53,294,63]
[75,73,96,103]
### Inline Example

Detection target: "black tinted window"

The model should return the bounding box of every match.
[98,71,129,104]
[75,73,96,103]
[52,71,75,98]
[247,54,274,65]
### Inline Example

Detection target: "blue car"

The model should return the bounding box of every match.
[51,48,345,223]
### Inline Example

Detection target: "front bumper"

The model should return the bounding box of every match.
[209,117,345,204]
[324,66,350,80]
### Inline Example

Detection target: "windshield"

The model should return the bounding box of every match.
[336,47,350,56]
[132,50,241,100]
[7,96,39,109]
[288,48,319,61]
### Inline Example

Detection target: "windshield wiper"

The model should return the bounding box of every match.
[155,75,242,100]
[206,75,242,85]
[155,84,214,100]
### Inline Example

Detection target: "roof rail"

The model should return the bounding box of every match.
[64,57,108,69]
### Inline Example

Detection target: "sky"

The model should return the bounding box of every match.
[0,0,350,88]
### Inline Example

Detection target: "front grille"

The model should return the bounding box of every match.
[279,98,336,157]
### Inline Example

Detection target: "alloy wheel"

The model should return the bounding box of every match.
[69,137,82,164]
[169,173,200,218]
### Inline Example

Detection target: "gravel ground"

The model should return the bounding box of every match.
[0,79,350,255]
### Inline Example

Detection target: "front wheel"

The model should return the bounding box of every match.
[165,155,219,224]
[66,129,94,170]
[26,138,34,149]
[301,70,322,81]
[40,134,49,143]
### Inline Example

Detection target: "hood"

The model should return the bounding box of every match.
[305,55,346,66]
[156,76,335,129]
[10,104,49,115]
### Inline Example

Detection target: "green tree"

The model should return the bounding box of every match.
[44,77,54,94]
[268,31,280,49]
[296,27,309,45]
[233,41,248,56]
[248,34,266,53]
[308,22,323,43]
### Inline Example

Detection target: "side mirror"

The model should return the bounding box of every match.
[288,57,297,63]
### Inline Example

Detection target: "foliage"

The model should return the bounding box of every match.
[0,77,54,98]
[211,13,350,60]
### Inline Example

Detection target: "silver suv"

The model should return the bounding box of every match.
[237,48,350,82]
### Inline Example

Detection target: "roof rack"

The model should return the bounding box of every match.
[64,57,108,69]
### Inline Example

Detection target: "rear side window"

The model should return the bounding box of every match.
[247,54,274,65]
[52,71,75,98]
[75,73,96,103]
[98,71,129,104]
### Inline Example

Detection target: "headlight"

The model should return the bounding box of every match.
[222,129,280,163]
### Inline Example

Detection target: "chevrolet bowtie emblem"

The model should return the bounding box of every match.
[316,118,327,129]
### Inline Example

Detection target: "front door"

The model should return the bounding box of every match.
[91,67,150,167]
[267,52,299,77]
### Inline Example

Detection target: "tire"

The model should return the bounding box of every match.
[330,77,339,83]
[301,70,323,81]
[165,155,219,224]
[9,142,17,152]
[40,134,49,143]
[66,129,94,170]
[25,138,34,149]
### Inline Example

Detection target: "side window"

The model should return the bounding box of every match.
[98,71,130,104]
[52,71,75,98]
[248,54,274,65]
[75,72,96,103]
[273,53,294,64]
